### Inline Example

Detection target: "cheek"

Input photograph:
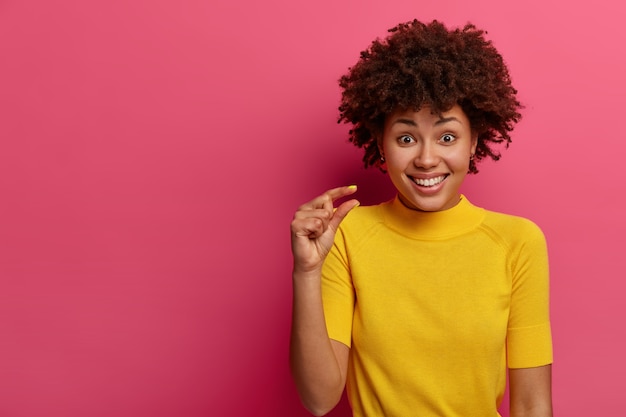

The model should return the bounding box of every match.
[447,150,472,171]
[386,150,414,170]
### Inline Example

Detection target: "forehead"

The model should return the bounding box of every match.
[386,104,470,127]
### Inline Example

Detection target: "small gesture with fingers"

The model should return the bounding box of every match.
[290,185,360,274]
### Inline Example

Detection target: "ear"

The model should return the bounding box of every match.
[470,132,478,155]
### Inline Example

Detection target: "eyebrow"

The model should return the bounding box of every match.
[392,118,418,127]
[435,116,461,126]
[391,116,461,128]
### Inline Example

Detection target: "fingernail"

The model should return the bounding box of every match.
[348,185,357,189]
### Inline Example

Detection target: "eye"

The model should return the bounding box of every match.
[440,133,456,144]
[398,135,415,145]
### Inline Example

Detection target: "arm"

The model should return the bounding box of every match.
[508,221,553,416]
[289,186,359,416]
[509,365,553,417]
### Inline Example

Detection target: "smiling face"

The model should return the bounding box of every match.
[380,105,478,212]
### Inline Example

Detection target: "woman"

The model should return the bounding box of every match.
[290,20,552,417]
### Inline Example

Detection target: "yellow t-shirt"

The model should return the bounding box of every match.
[322,195,552,416]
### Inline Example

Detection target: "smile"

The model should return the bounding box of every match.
[411,175,447,187]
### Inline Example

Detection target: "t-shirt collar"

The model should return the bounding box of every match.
[382,194,485,239]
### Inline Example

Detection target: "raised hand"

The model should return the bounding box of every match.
[290,185,359,274]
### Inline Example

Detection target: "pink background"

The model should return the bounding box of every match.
[0,0,624,416]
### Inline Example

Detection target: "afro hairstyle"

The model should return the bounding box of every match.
[338,19,522,173]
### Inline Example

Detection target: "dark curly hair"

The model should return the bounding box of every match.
[338,19,522,173]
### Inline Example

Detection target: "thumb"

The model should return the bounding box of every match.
[328,199,360,232]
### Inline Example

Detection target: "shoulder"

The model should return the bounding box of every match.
[479,208,547,250]
[334,200,390,243]
[340,200,388,227]
[483,209,544,234]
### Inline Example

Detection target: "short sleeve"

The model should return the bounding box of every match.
[506,221,553,368]
[321,227,355,348]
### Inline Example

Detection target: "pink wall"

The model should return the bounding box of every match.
[1,0,624,415]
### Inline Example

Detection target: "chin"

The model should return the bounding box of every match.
[401,193,458,212]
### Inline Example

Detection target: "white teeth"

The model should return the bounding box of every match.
[413,175,445,187]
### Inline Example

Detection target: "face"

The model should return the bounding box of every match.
[380,105,477,212]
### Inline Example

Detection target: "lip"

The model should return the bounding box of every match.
[410,173,447,180]
[408,174,448,194]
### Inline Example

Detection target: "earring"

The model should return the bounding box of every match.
[380,156,385,163]
[470,154,475,161]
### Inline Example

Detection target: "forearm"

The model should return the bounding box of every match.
[290,270,346,416]
[509,365,553,417]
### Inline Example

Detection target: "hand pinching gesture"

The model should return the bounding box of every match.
[290,185,359,274]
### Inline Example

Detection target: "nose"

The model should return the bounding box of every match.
[413,142,439,169]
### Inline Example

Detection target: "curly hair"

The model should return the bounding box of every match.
[338,19,522,174]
